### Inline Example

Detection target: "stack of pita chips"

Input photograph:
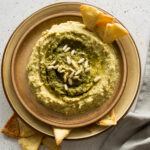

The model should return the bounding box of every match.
[80,5,128,43]
[1,109,116,150]
[1,113,71,150]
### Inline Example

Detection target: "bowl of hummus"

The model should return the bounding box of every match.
[11,3,127,128]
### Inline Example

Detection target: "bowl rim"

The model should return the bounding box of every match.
[1,2,141,133]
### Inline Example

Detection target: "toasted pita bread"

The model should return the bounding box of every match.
[53,127,71,145]
[1,113,19,138]
[103,23,128,43]
[95,13,114,39]
[97,13,114,25]
[42,136,60,150]
[80,5,101,30]
[95,23,106,40]
[18,118,37,137]
[18,133,43,150]
[98,109,117,126]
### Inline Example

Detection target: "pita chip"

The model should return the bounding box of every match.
[18,133,43,150]
[53,127,71,145]
[42,136,60,150]
[97,13,114,25]
[103,23,128,43]
[1,113,19,138]
[98,109,117,126]
[18,118,37,137]
[80,5,101,30]
[95,23,107,40]
[95,13,114,39]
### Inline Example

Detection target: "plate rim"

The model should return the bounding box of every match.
[1,2,142,139]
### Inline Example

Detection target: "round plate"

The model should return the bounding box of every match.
[1,2,141,139]
[10,5,127,128]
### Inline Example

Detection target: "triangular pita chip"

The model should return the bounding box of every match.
[53,127,71,145]
[80,5,101,30]
[1,113,20,138]
[95,13,114,39]
[103,23,128,43]
[18,118,37,137]
[97,109,117,126]
[18,133,43,150]
[42,136,60,150]
[97,13,114,25]
[95,23,106,40]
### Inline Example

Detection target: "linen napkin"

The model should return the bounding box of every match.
[100,43,150,150]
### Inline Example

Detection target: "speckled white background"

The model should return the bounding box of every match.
[0,0,150,150]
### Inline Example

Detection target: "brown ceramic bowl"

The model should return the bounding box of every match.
[10,3,127,128]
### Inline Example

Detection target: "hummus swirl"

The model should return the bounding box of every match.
[27,21,120,115]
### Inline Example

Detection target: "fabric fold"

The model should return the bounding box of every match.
[101,43,150,150]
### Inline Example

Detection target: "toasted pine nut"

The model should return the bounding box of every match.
[94,76,101,82]
[75,70,82,76]
[64,84,68,91]
[68,78,73,85]
[78,58,85,64]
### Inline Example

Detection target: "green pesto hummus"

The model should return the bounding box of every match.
[26,21,120,115]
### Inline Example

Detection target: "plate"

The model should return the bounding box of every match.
[1,2,141,139]
[10,5,127,128]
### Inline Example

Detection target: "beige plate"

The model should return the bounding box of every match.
[1,2,141,139]
[10,7,127,128]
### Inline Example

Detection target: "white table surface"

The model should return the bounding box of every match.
[0,0,150,150]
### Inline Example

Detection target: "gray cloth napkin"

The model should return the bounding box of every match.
[100,44,150,150]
